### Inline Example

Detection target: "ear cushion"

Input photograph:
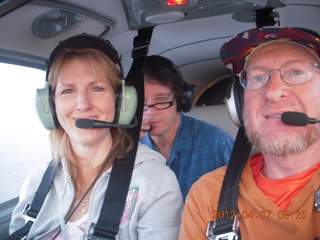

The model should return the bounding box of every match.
[35,83,59,130]
[225,77,244,127]
[177,81,194,113]
[114,81,137,125]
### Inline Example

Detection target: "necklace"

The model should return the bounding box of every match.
[79,194,91,215]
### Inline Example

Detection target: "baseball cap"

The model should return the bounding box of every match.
[220,26,320,73]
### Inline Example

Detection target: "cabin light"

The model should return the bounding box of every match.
[32,9,84,39]
[167,0,186,6]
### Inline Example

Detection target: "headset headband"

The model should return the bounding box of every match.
[47,33,119,78]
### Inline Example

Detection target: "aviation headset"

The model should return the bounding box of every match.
[177,78,194,113]
[225,75,244,127]
[222,26,320,128]
[142,55,194,113]
[35,33,137,130]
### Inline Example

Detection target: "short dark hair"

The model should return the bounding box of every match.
[142,55,182,93]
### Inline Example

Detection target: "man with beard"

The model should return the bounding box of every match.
[179,27,320,240]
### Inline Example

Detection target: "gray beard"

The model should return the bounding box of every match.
[243,114,320,156]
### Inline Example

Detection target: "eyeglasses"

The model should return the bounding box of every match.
[143,101,174,111]
[238,60,320,90]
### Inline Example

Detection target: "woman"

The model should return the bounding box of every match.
[9,34,183,239]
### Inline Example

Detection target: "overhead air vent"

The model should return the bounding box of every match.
[30,1,115,40]
[145,11,185,24]
[32,9,85,39]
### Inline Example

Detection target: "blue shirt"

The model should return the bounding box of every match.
[140,113,234,200]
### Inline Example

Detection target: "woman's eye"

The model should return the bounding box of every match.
[61,89,74,94]
[93,87,105,92]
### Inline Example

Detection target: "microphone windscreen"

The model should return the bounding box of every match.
[281,112,309,126]
[75,119,94,128]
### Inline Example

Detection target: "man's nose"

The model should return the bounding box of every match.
[264,71,288,102]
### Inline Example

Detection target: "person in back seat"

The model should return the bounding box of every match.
[140,55,234,201]
[179,26,320,239]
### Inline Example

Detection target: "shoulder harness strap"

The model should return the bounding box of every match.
[7,160,60,240]
[207,127,252,240]
[88,27,154,240]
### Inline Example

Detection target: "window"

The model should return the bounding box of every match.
[194,75,231,106]
[0,63,51,203]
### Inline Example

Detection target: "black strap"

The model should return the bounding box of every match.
[91,27,154,240]
[6,221,33,240]
[91,155,137,239]
[7,160,59,240]
[211,127,251,238]
[210,15,279,240]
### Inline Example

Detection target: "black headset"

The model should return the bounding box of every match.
[35,33,137,130]
[176,77,194,113]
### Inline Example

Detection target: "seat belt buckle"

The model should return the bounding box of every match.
[86,223,119,240]
[131,45,149,59]
[21,204,36,223]
[206,215,240,240]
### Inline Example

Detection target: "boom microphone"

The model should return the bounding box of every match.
[75,117,138,129]
[281,112,320,126]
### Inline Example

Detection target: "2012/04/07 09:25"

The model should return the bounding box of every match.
[211,210,308,220]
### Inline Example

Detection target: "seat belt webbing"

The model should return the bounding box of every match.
[7,160,59,240]
[91,27,154,240]
[211,127,251,239]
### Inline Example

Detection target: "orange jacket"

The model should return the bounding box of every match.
[179,154,320,240]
